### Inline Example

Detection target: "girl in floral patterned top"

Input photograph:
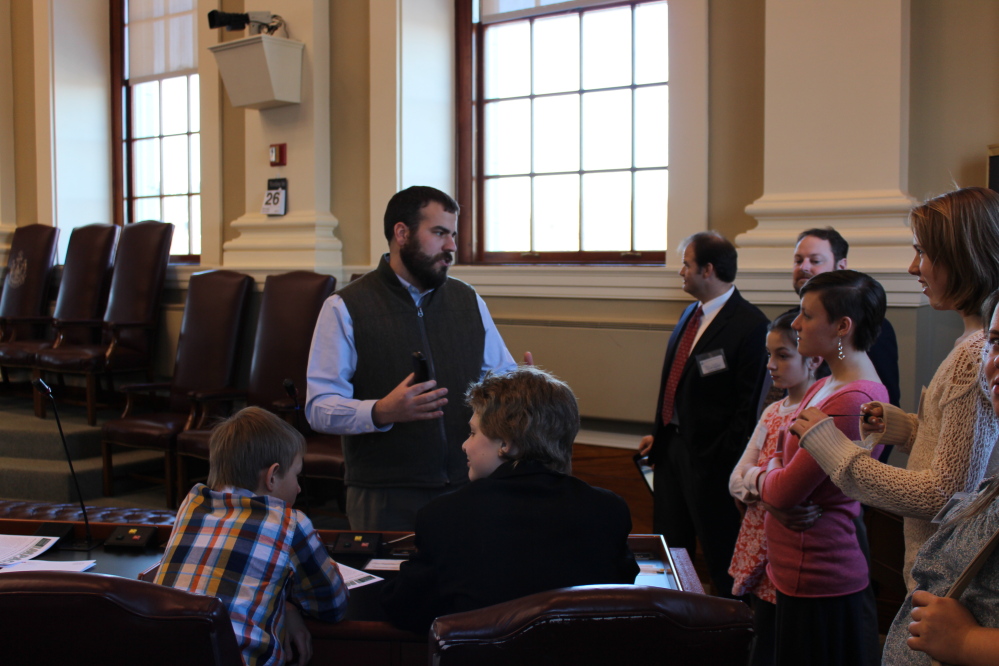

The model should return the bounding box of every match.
[728,310,821,666]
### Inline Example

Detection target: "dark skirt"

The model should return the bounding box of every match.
[774,586,880,666]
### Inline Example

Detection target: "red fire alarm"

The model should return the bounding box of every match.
[269,143,287,166]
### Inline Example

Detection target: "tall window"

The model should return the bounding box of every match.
[113,0,201,259]
[459,0,668,264]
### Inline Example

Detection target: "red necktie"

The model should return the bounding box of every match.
[661,306,703,425]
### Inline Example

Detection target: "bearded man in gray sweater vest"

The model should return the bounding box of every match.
[306,186,520,530]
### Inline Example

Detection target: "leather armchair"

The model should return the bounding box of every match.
[0,223,117,409]
[175,270,337,502]
[34,220,173,425]
[0,571,241,665]
[0,223,59,344]
[101,269,253,508]
[430,584,754,665]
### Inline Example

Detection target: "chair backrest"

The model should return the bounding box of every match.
[0,224,59,330]
[247,271,336,408]
[429,584,754,666]
[53,223,119,344]
[104,220,174,353]
[0,570,242,665]
[170,269,254,412]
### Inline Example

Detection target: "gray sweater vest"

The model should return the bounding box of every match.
[338,256,485,488]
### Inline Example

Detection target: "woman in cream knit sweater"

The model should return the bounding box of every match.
[791,187,999,590]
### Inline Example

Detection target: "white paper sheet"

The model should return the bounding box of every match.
[364,559,404,571]
[0,535,59,566]
[338,562,383,589]
[0,559,96,573]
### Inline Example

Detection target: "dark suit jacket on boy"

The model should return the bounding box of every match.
[380,460,639,632]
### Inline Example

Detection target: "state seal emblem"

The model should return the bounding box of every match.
[6,250,27,289]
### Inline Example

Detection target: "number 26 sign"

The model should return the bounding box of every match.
[261,178,288,215]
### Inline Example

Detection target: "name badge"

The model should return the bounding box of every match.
[695,349,727,377]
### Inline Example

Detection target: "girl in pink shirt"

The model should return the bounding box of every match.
[729,310,821,666]
[760,270,888,666]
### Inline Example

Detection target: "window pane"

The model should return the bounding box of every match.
[534,174,579,251]
[485,99,531,175]
[161,76,188,135]
[485,177,531,251]
[533,14,578,95]
[581,6,631,90]
[635,1,668,84]
[190,194,201,254]
[582,89,631,170]
[189,133,201,193]
[163,195,189,254]
[132,81,160,138]
[134,197,161,222]
[133,138,161,196]
[189,74,200,132]
[635,85,668,168]
[582,171,631,251]
[533,94,579,173]
[634,169,667,251]
[484,21,530,99]
[162,135,189,195]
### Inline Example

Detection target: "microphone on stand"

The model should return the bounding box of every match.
[283,378,304,433]
[32,378,101,551]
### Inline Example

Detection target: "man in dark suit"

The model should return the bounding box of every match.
[640,231,769,596]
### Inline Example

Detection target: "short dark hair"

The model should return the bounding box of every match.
[796,227,849,264]
[798,270,886,352]
[909,187,999,317]
[207,407,306,491]
[383,186,459,242]
[683,231,737,283]
[767,309,798,345]
[465,367,579,475]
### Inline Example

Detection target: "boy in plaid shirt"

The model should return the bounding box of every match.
[155,407,348,665]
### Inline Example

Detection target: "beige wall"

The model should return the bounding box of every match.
[909,0,999,201]
[11,0,36,227]
[707,0,766,242]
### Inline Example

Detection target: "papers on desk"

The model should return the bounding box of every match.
[0,535,59,566]
[364,559,404,571]
[339,562,383,589]
[0,560,96,573]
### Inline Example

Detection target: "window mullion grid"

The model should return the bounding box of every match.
[577,10,584,253]
[630,3,637,253]
[529,17,537,255]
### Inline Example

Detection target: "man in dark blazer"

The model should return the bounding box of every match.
[640,231,768,596]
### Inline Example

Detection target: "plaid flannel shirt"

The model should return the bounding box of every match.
[155,484,348,666]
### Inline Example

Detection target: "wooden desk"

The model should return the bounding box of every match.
[0,519,703,666]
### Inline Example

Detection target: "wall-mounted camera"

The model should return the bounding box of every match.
[207,10,283,35]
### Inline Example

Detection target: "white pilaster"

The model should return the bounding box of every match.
[223,0,343,273]
[0,0,15,258]
[737,0,916,278]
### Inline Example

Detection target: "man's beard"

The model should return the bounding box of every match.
[400,237,452,290]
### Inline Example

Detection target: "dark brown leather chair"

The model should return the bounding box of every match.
[0,223,59,344]
[34,220,173,425]
[175,270,337,502]
[429,584,754,666]
[0,571,241,665]
[101,269,253,507]
[0,223,118,403]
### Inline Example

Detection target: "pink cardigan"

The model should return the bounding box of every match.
[760,378,887,597]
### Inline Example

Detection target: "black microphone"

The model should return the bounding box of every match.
[32,378,101,551]
[283,378,304,433]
